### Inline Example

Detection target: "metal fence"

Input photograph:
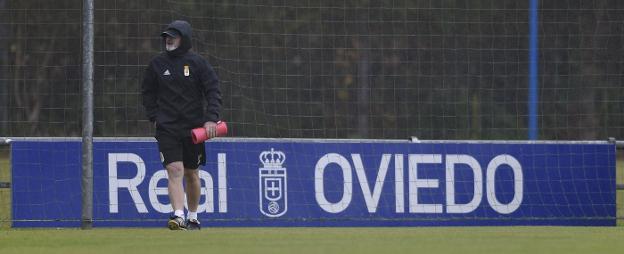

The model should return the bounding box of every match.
[0,0,622,140]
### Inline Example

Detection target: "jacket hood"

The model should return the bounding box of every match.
[163,20,192,56]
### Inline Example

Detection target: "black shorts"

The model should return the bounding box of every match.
[156,134,206,169]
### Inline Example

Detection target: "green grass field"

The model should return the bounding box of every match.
[0,227,623,254]
[0,150,623,253]
[0,148,9,229]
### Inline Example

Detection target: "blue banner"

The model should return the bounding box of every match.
[11,139,616,227]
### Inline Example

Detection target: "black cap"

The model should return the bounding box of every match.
[161,29,180,38]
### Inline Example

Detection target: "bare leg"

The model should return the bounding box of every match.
[184,168,201,213]
[166,161,185,212]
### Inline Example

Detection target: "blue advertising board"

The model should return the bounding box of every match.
[11,139,616,227]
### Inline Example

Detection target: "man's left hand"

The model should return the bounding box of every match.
[204,121,217,138]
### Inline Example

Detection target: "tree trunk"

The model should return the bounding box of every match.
[0,0,7,133]
[357,37,371,138]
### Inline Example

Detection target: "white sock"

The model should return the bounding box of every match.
[174,209,185,219]
[188,211,197,221]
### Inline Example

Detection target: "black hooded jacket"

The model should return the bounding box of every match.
[142,20,222,137]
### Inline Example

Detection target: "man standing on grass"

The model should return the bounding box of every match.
[141,20,222,230]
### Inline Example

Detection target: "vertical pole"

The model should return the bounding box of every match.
[528,0,539,140]
[81,0,94,229]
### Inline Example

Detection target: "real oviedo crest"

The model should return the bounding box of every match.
[258,148,287,217]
